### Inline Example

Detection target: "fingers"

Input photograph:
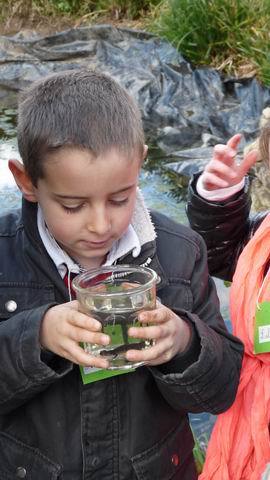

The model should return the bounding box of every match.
[201,172,230,190]
[128,305,169,341]
[238,149,258,176]
[212,143,237,166]
[126,306,184,366]
[200,140,238,190]
[59,341,109,368]
[68,325,110,346]
[126,337,173,365]
[68,310,102,332]
[47,323,110,367]
[40,304,111,367]
[226,133,242,150]
[138,304,166,324]
[205,158,237,178]
[201,134,256,191]
[56,310,111,363]
[128,323,166,341]
[60,309,110,345]
[128,308,167,343]
[204,159,238,186]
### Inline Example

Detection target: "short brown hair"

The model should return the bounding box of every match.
[17,69,145,185]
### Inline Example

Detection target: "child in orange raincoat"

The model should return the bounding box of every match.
[187,127,270,480]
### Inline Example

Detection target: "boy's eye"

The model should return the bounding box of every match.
[62,204,83,213]
[110,198,129,206]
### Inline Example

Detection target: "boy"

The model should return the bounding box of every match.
[0,69,243,479]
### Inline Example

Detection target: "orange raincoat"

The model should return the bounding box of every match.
[199,214,270,480]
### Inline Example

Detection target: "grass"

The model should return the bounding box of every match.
[192,430,208,474]
[148,0,270,85]
[0,0,160,31]
[0,1,163,38]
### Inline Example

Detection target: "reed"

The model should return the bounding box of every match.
[149,0,270,85]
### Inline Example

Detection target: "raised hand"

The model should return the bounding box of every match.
[201,133,258,191]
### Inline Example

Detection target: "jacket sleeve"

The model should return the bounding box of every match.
[186,173,267,281]
[0,303,72,414]
[150,231,244,415]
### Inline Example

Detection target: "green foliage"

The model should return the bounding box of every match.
[0,0,160,20]
[94,0,161,20]
[149,0,270,85]
[37,0,96,15]
[192,431,208,474]
[258,50,270,87]
[33,0,160,18]
[51,0,80,14]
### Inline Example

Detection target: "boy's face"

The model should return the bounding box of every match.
[22,147,143,269]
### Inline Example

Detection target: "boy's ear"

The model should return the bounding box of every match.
[8,159,38,203]
[139,145,148,166]
[143,144,148,160]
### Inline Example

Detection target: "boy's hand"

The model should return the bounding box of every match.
[201,133,258,191]
[126,303,191,366]
[40,301,110,368]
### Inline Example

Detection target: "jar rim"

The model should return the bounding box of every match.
[72,264,157,297]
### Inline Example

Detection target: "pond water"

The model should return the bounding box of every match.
[0,106,230,453]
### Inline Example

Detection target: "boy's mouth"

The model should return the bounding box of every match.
[80,239,111,248]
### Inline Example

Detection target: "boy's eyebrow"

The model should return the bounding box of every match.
[54,194,90,200]
[53,185,135,200]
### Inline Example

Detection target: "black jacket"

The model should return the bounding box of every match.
[187,173,267,281]
[0,199,243,479]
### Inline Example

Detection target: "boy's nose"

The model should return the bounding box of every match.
[86,208,111,236]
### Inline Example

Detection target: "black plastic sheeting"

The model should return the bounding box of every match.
[1,24,270,153]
